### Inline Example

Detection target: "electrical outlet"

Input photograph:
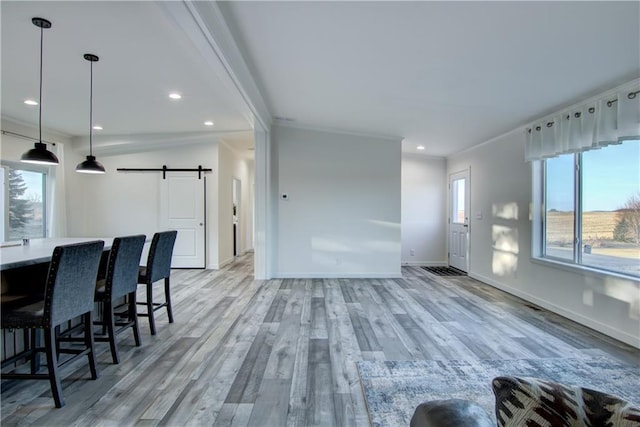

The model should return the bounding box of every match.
[410,249,415,256]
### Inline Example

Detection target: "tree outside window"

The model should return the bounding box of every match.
[1,167,46,241]
[9,169,33,232]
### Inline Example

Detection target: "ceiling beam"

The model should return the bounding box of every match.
[157,0,272,132]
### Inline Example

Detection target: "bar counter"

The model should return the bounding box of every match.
[1,237,113,271]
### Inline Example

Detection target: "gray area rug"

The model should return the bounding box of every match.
[357,357,640,427]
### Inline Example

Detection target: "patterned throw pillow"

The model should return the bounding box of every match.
[492,376,640,427]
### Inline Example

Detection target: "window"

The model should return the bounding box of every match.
[536,140,640,278]
[544,153,575,262]
[1,165,47,241]
[452,177,466,224]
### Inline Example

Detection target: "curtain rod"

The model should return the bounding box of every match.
[1,129,57,146]
[527,88,640,132]
[117,165,212,179]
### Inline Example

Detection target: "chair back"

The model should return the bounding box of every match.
[145,231,178,283]
[44,240,104,327]
[104,235,146,300]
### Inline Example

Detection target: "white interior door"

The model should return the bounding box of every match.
[449,170,469,272]
[160,172,205,268]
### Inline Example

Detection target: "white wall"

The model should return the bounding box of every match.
[2,118,256,270]
[401,153,447,265]
[447,129,640,348]
[65,143,221,268]
[272,125,402,278]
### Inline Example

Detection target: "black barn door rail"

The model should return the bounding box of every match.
[116,165,212,179]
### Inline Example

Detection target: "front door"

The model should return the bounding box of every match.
[160,172,206,268]
[449,170,469,272]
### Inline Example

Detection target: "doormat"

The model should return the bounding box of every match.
[421,266,467,276]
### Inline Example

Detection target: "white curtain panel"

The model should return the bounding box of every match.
[48,143,67,237]
[525,79,640,161]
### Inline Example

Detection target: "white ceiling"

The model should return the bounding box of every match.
[219,1,640,156]
[2,2,639,158]
[1,1,254,151]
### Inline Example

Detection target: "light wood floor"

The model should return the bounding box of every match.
[1,255,638,426]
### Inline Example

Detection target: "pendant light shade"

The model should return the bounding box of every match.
[76,53,105,174]
[76,155,105,174]
[21,142,60,165]
[21,17,59,166]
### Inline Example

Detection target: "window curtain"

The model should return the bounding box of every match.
[48,143,67,237]
[525,79,640,161]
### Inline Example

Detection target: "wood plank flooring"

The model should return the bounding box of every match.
[2,255,638,426]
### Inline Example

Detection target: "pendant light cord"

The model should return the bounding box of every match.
[89,60,93,156]
[39,24,43,144]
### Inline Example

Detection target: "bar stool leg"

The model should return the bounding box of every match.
[30,329,41,374]
[104,301,119,364]
[84,312,99,380]
[164,277,174,323]
[44,326,64,408]
[146,283,156,335]
[129,292,142,346]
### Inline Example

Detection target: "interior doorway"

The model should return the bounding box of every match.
[233,178,241,257]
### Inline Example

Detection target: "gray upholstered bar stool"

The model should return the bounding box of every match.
[137,230,177,335]
[94,235,146,363]
[1,240,104,408]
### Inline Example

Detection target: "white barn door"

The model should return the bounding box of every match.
[160,172,205,268]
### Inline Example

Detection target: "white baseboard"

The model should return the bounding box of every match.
[275,272,402,279]
[469,272,640,349]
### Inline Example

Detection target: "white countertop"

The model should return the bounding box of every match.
[0,237,114,271]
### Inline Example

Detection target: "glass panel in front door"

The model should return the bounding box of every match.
[452,178,466,224]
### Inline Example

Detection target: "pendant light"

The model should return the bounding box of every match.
[76,53,105,174]
[21,17,59,165]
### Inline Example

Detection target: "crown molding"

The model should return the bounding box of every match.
[158,1,272,132]
[272,120,402,143]
[1,115,73,143]
[69,130,254,156]
[402,151,446,161]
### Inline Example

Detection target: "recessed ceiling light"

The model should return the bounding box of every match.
[93,125,103,130]
[417,145,425,150]
[204,121,214,126]
[169,92,182,100]
[24,99,38,106]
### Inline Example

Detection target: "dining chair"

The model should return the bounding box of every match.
[137,230,177,335]
[1,240,104,408]
[94,235,146,363]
